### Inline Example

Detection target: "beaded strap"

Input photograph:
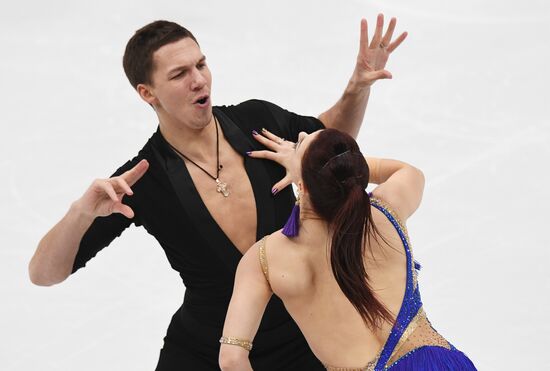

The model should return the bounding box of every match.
[219,336,253,351]
[259,236,270,283]
[369,196,419,290]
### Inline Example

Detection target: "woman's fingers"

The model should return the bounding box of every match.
[249,128,296,195]
[252,130,278,150]
[260,128,285,144]
[271,175,292,195]
[252,128,291,150]
[247,150,279,163]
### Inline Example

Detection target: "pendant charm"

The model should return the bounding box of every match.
[216,178,229,197]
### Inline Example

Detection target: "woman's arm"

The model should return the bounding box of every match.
[219,242,273,371]
[366,157,425,221]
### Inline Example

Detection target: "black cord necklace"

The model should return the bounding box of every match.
[168,116,229,197]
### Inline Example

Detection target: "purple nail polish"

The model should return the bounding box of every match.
[246,151,252,156]
[272,188,278,195]
[252,130,258,135]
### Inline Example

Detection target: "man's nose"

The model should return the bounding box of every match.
[190,69,207,90]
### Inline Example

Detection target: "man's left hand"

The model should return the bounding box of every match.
[351,14,408,89]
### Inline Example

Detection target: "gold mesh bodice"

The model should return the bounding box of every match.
[323,309,451,370]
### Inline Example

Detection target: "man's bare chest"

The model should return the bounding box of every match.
[185,143,258,254]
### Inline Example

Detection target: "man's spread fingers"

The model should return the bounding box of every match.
[370,13,384,48]
[112,203,134,219]
[113,177,133,196]
[359,18,369,53]
[381,17,397,47]
[122,159,149,186]
[98,180,119,203]
[387,32,408,53]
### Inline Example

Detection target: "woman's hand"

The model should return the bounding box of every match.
[249,128,296,195]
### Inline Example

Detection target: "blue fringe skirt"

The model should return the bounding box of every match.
[387,346,477,370]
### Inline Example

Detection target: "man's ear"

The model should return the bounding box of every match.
[137,83,158,106]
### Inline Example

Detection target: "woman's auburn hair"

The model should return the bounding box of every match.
[301,128,393,329]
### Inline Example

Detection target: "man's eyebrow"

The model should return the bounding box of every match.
[167,65,188,76]
[167,56,206,75]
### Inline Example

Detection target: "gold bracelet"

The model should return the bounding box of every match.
[219,336,253,351]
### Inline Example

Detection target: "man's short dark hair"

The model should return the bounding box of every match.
[123,20,198,89]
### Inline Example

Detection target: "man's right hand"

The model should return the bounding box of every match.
[29,159,149,286]
[75,159,149,219]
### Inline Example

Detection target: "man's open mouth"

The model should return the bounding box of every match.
[194,95,209,105]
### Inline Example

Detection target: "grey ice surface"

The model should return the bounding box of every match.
[2,1,549,370]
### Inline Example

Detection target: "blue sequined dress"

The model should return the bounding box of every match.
[260,197,477,370]
[344,197,477,371]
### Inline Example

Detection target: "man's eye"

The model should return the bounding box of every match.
[197,63,206,69]
[172,71,185,79]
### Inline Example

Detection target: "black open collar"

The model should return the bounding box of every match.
[150,108,276,274]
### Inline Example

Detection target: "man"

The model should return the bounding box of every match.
[29,15,406,370]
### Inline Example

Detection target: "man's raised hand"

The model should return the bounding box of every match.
[75,159,149,219]
[352,14,408,88]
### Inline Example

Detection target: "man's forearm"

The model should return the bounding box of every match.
[29,201,94,286]
[318,15,407,138]
[318,81,371,139]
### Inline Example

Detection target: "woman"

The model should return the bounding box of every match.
[219,128,476,370]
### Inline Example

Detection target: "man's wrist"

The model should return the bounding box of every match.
[346,76,371,96]
[69,200,96,226]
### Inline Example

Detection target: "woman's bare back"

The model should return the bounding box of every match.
[264,205,409,368]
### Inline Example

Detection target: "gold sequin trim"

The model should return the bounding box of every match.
[259,236,270,283]
[370,197,418,289]
[385,307,425,367]
[385,311,451,367]
[219,336,253,351]
[324,350,380,371]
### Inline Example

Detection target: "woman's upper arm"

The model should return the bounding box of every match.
[219,243,272,369]
[222,242,273,342]
[371,160,425,221]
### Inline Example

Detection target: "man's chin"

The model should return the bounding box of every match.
[186,109,214,130]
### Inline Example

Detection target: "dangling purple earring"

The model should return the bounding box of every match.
[282,193,300,237]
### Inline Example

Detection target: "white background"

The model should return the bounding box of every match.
[2,1,549,370]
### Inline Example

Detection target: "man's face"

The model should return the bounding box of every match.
[145,37,213,130]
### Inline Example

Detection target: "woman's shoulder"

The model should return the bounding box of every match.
[261,230,315,297]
